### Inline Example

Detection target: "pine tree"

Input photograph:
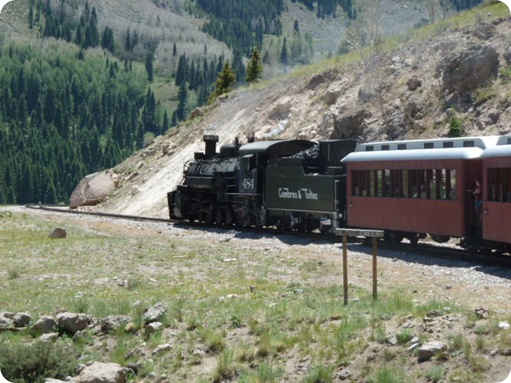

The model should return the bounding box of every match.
[176,83,188,121]
[246,48,263,83]
[280,38,288,66]
[145,53,154,82]
[211,61,236,99]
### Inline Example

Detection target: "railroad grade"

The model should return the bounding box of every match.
[25,204,511,268]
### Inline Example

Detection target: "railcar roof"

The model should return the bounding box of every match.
[239,140,315,157]
[356,136,501,152]
[481,144,511,158]
[342,147,484,163]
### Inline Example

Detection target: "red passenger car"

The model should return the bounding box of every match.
[481,136,511,250]
[341,137,499,245]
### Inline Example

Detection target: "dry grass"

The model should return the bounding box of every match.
[1,208,511,382]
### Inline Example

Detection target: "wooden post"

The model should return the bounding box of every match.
[335,228,384,305]
[372,236,378,300]
[343,234,348,305]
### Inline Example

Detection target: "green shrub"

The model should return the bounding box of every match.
[448,114,463,137]
[0,340,79,383]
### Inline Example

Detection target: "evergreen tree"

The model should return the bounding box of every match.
[145,53,154,82]
[280,38,288,66]
[176,83,188,121]
[246,48,263,83]
[211,61,236,99]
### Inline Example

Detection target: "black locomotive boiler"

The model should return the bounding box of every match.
[168,135,358,233]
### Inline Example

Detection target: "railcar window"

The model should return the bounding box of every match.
[488,168,511,202]
[351,168,458,200]
[463,140,475,147]
[443,142,454,148]
[424,143,434,149]
[369,170,376,197]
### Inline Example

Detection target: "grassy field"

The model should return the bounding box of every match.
[2,209,511,383]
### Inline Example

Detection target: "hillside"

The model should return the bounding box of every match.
[95,2,511,219]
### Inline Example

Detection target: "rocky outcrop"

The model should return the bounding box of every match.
[441,44,499,94]
[69,170,120,209]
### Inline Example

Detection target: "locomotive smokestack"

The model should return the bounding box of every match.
[203,135,219,159]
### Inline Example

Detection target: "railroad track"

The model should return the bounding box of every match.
[23,204,511,267]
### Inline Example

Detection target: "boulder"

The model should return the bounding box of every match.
[442,44,499,94]
[418,341,447,362]
[100,315,131,334]
[56,312,92,335]
[75,362,126,383]
[49,228,67,239]
[332,109,371,139]
[13,312,32,327]
[69,170,120,209]
[0,312,14,327]
[30,315,57,335]
[142,302,167,325]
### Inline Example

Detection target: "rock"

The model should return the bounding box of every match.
[332,109,371,139]
[337,370,351,380]
[0,312,14,327]
[142,302,167,324]
[30,315,57,335]
[49,228,67,239]
[100,316,131,334]
[75,362,126,383]
[189,107,205,119]
[473,22,496,40]
[69,170,120,209]
[441,44,499,94]
[145,321,163,337]
[56,312,92,335]
[151,343,172,355]
[474,306,489,319]
[40,332,60,342]
[499,321,510,330]
[308,74,327,90]
[124,322,137,334]
[268,101,291,121]
[418,341,447,362]
[406,77,422,91]
[13,312,32,327]
[323,89,342,106]
[503,45,511,65]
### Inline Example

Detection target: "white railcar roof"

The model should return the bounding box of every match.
[342,147,484,163]
[356,136,501,152]
[481,145,511,158]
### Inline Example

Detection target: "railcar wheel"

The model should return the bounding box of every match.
[383,231,394,244]
[225,210,234,226]
[408,234,419,245]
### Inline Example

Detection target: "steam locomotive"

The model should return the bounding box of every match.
[168,134,511,252]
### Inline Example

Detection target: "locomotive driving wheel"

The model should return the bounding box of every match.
[215,209,224,225]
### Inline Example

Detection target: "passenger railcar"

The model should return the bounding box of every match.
[481,136,511,250]
[341,136,502,248]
